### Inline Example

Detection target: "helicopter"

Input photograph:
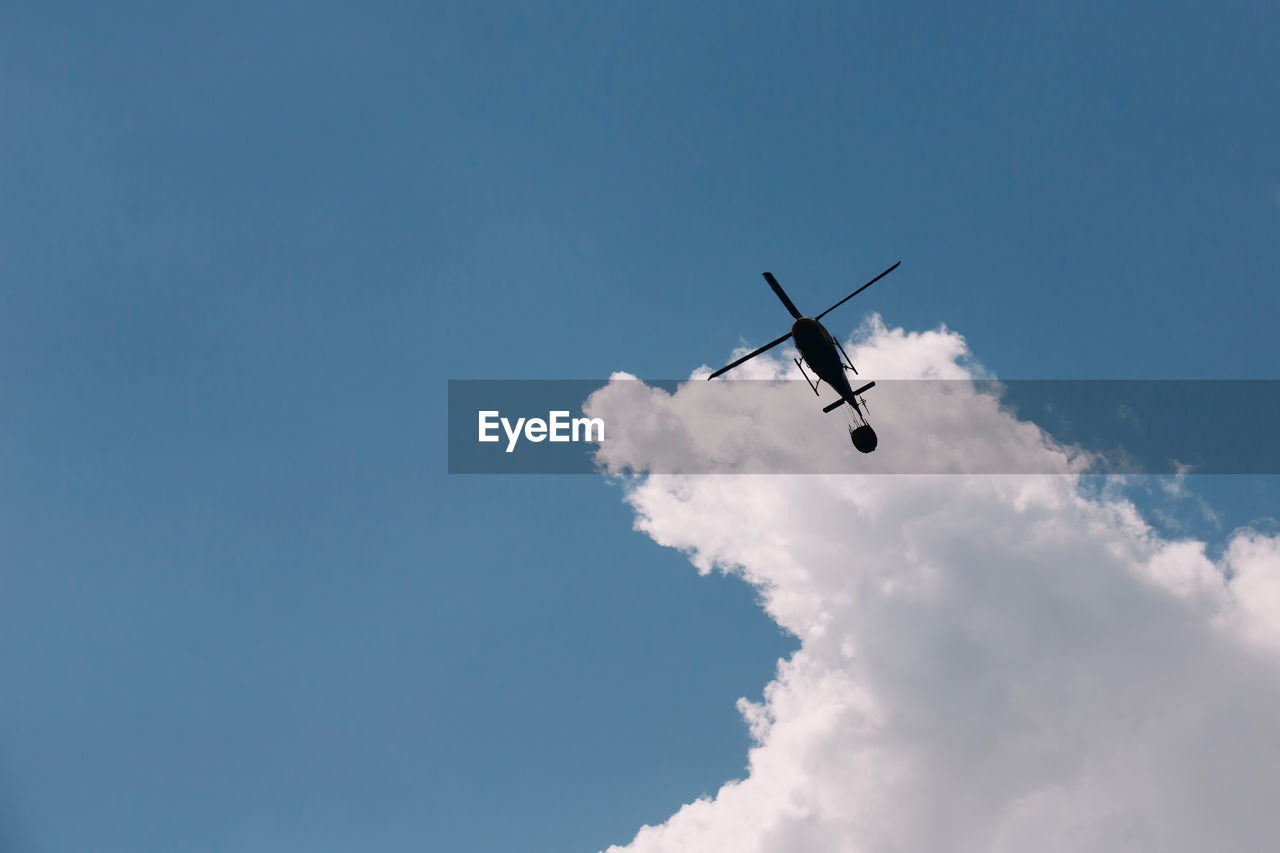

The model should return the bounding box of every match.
[706,262,900,453]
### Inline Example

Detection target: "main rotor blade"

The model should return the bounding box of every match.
[706,332,793,379]
[813,261,901,321]
[763,272,802,320]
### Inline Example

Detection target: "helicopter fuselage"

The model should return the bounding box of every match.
[792,317,857,405]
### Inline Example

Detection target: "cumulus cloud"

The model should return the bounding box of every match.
[590,317,1280,853]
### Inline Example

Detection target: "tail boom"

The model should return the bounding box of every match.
[822,381,876,414]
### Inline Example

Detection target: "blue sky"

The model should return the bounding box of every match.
[2,2,1278,851]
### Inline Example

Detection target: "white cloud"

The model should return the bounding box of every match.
[592,318,1280,853]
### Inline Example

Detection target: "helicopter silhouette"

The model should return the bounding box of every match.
[706,262,900,453]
